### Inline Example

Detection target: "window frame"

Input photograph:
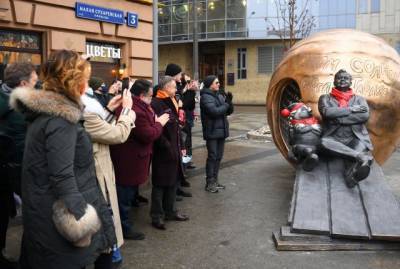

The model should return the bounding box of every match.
[257,45,284,74]
[237,48,247,80]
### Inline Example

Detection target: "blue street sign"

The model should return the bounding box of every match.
[75,2,125,25]
[127,12,139,28]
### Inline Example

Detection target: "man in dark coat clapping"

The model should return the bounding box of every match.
[150,76,189,230]
[200,75,234,193]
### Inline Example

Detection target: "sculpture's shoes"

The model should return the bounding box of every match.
[344,159,373,188]
[302,153,319,172]
[344,162,359,188]
[353,159,373,182]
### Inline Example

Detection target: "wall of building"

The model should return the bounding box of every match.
[357,0,400,35]
[0,0,153,79]
[158,43,193,75]
[224,39,282,105]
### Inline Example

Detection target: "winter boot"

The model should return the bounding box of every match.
[205,178,219,193]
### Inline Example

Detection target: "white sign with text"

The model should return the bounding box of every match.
[86,44,121,59]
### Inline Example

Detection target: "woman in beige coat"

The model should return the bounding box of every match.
[82,87,135,266]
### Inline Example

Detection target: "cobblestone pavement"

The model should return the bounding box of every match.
[6,106,400,268]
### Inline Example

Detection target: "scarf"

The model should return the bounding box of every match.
[330,88,354,107]
[290,117,319,126]
[156,90,179,113]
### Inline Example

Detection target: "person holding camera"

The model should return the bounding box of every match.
[82,85,136,268]
[200,75,234,193]
[110,79,168,239]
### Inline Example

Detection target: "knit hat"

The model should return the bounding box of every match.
[203,75,217,88]
[280,102,306,118]
[165,63,182,77]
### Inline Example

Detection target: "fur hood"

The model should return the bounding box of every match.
[9,86,82,124]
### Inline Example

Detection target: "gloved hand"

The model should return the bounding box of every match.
[226,92,233,103]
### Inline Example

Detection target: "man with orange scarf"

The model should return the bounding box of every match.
[318,69,373,188]
[150,76,189,230]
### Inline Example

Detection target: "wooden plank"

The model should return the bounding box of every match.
[328,159,370,239]
[273,231,400,251]
[287,170,299,225]
[280,226,332,242]
[291,161,330,235]
[359,163,400,241]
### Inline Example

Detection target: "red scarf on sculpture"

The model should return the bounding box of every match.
[290,117,319,125]
[330,88,354,107]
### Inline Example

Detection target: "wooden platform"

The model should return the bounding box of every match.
[273,227,400,251]
[276,158,400,250]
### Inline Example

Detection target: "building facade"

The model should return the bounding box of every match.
[0,0,154,85]
[158,0,400,105]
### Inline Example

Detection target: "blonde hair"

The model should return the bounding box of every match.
[41,50,91,104]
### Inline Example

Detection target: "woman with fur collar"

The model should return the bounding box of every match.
[10,50,116,269]
[82,87,136,266]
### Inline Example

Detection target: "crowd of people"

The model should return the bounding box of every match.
[0,49,234,269]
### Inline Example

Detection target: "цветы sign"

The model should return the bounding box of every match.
[86,44,121,59]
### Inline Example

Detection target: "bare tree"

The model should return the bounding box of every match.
[266,0,316,50]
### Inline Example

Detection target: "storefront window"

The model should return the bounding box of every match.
[159,24,171,37]
[172,4,189,23]
[227,0,246,19]
[159,6,171,24]
[189,1,206,21]
[0,30,40,50]
[0,30,42,84]
[172,22,189,40]
[85,41,122,85]
[0,51,41,66]
[207,0,225,21]
[86,41,120,64]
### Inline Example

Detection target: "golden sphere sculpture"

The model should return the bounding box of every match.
[266,29,400,165]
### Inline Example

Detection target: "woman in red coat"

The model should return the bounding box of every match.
[110,79,169,240]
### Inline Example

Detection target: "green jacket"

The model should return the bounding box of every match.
[0,84,27,163]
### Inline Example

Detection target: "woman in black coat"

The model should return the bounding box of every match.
[10,50,116,269]
[200,75,234,193]
[150,76,189,230]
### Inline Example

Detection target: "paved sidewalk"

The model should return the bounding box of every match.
[6,106,400,268]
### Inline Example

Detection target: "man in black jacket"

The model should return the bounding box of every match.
[200,75,234,193]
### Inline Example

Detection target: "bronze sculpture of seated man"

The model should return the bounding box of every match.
[318,69,374,188]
